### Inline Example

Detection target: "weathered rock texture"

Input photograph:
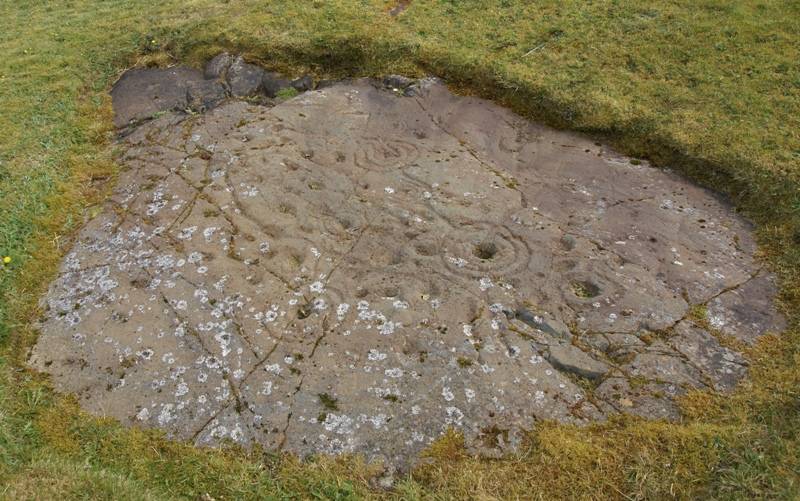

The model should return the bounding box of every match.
[111,54,308,128]
[31,62,785,470]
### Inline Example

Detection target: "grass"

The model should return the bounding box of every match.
[0,0,798,498]
[276,87,300,100]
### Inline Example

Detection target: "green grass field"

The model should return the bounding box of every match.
[1,1,798,498]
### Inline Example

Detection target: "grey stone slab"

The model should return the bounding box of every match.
[226,56,266,97]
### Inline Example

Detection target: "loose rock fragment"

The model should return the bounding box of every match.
[112,53,315,128]
[111,67,201,127]
[204,52,234,79]
[290,75,314,93]
[226,56,267,97]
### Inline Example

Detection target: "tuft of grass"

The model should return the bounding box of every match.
[571,280,600,299]
[276,87,300,100]
[0,0,798,499]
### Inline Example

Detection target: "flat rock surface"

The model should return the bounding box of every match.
[31,69,785,470]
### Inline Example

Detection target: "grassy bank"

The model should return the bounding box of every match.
[1,0,798,498]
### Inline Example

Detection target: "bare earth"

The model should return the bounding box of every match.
[29,57,785,470]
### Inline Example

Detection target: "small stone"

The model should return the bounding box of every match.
[204,52,234,80]
[226,56,266,97]
[110,67,202,127]
[383,74,414,90]
[377,472,394,489]
[291,75,314,92]
[403,77,439,97]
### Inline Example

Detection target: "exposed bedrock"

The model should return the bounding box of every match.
[31,55,785,471]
